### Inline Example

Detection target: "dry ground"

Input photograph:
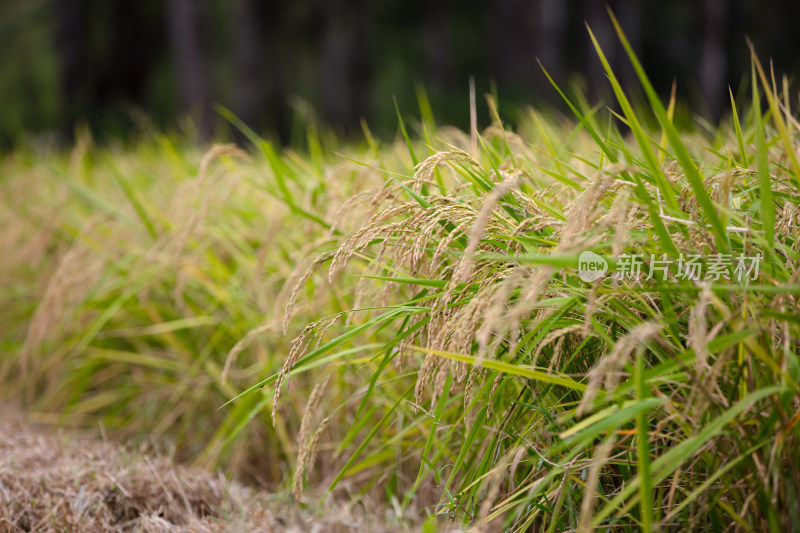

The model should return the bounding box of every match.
[0,411,408,532]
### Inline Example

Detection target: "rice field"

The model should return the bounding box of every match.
[2,21,800,532]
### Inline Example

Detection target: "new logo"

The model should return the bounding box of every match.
[578,251,608,282]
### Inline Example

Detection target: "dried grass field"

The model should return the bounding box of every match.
[0,409,407,532]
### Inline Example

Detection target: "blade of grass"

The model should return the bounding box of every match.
[730,87,749,169]
[751,62,775,248]
[605,11,729,251]
[636,346,654,532]
[749,45,800,188]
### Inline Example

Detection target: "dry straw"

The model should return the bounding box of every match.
[578,321,663,416]
[293,377,331,500]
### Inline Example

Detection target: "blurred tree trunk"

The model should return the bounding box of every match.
[232,0,263,136]
[422,0,451,94]
[700,0,727,119]
[263,4,290,143]
[167,0,213,141]
[492,0,567,102]
[491,0,537,92]
[318,0,371,131]
[55,0,85,137]
[585,0,616,99]
[536,0,566,84]
[615,0,642,91]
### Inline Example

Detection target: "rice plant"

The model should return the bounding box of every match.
[270,16,800,532]
[0,130,383,483]
[2,15,799,532]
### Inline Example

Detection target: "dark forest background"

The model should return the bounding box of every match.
[2,0,800,146]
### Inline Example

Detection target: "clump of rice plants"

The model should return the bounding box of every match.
[0,129,393,485]
[270,17,800,532]
[2,14,799,532]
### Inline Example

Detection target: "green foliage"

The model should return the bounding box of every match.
[267,22,800,532]
[0,132,369,483]
[2,20,800,532]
